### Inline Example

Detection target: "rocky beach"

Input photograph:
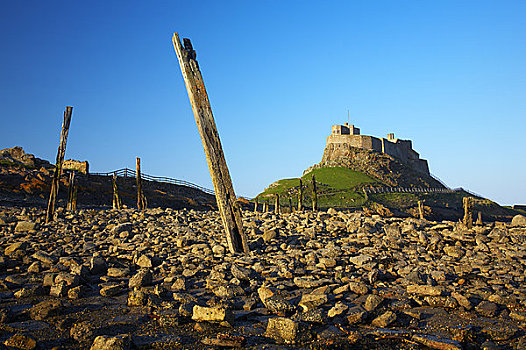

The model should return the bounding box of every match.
[0,205,525,349]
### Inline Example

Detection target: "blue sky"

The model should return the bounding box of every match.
[1,1,525,205]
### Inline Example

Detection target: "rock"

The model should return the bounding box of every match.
[5,241,28,256]
[293,276,329,289]
[407,284,442,296]
[32,251,56,265]
[231,264,253,281]
[90,256,108,275]
[171,277,187,291]
[100,284,126,297]
[510,310,526,322]
[15,221,35,232]
[451,292,472,310]
[412,334,462,350]
[192,305,233,324]
[107,267,130,278]
[4,333,37,350]
[371,310,397,327]
[30,299,63,320]
[70,320,96,342]
[511,214,526,227]
[90,334,130,350]
[347,306,367,324]
[328,301,348,318]
[299,293,328,312]
[127,289,148,306]
[266,317,309,344]
[364,294,384,312]
[262,229,277,242]
[113,222,133,235]
[475,301,498,317]
[264,295,296,316]
[129,269,152,288]
[348,281,369,295]
[136,255,153,268]
[49,282,69,297]
[349,254,372,266]
[295,308,327,323]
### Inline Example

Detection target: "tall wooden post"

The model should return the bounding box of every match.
[288,196,293,213]
[418,200,424,220]
[112,173,121,210]
[312,175,318,211]
[136,157,147,211]
[173,33,249,254]
[476,211,483,226]
[254,197,258,213]
[46,106,73,223]
[298,179,303,211]
[264,200,269,213]
[463,197,473,229]
[274,194,280,214]
[66,171,77,211]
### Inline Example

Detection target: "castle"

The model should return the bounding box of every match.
[323,123,430,174]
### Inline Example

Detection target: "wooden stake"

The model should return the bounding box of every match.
[274,194,280,214]
[253,197,258,213]
[463,197,473,229]
[298,179,303,211]
[173,33,249,254]
[476,211,483,226]
[46,106,73,223]
[136,157,147,211]
[418,200,424,220]
[264,200,269,213]
[312,175,318,211]
[112,173,121,210]
[288,196,293,213]
[66,172,76,211]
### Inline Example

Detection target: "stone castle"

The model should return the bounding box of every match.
[322,123,430,174]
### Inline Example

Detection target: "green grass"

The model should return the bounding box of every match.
[303,167,376,190]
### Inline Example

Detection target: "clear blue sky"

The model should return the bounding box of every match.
[1,1,524,205]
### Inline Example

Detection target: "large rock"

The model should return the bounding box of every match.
[511,215,526,227]
[192,305,233,324]
[90,335,130,350]
[266,317,310,344]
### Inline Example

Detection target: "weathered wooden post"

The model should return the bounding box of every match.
[463,197,473,229]
[288,196,293,213]
[66,171,77,211]
[112,173,121,210]
[274,194,280,214]
[173,33,249,254]
[46,106,73,223]
[476,211,483,226]
[136,157,147,211]
[253,197,258,213]
[418,200,424,220]
[312,175,318,211]
[298,179,303,211]
[264,200,269,213]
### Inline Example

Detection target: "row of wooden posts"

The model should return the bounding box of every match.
[253,176,319,214]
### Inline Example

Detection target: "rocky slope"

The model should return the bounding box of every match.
[0,206,525,349]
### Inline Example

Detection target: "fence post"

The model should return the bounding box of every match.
[173,33,249,254]
[298,179,303,211]
[112,173,121,210]
[46,106,73,224]
[136,157,147,210]
[66,171,77,212]
[418,200,424,220]
[288,196,293,213]
[253,197,258,213]
[463,197,473,229]
[274,194,280,214]
[312,175,318,211]
[476,211,483,226]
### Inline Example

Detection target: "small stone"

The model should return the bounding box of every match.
[4,333,37,350]
[192,305,233,324]
[264,295,296,316]
[136,255,153,268]
[127,289,147,306]
[451,292,472,310]
[266,317,309,344]
[50,282,69,297]
[510,310,526,322]
[364,294,384,312]
[407,284,442,296]
[15,221,35,232]
[30,299,63,320]
[107,267,130,278]
[348,281,369,295]
[100,284,125,297]
[328,301,349,318]
[475,301,498,317]
[211,245,225,255]
[129,269,152,289]
[412,334,462,350]
[262,229,277,242]
[171,277,187,291]
[349,254,372,266]
[231,264,252,281]
[70,320,96,342]
[5,241,28,256]
[299,293,327,312]
[371,310,397,327]
[347,306,367,324]
[90,256,108,275]
[90,334,130,350]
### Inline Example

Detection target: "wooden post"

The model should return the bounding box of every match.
[66,172,77,211]
[265,200,269,213]
[46,106,73,223]
[312,175,318,211]
[463,197,473,229]
[253,197,258,213]
[173,33,249,254]
[136,157,147,211]
[298,179,303,211]
[274,194,280,214]
[288,196,293,213]
[476,211,483,226]
[112,173,121,210]
[418,200,424,220]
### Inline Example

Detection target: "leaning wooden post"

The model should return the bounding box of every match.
[46,106,73,223]
[136,157,147,211]
[312,175,318,211]
[298,179,303,211]
[463,197,473,229]
[418,200,425,220]
[173,33,249,254]
[112,173,121,210]
[274,194,280,214]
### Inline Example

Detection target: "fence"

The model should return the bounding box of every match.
[91,168,215,195]
[364,186,458,194]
